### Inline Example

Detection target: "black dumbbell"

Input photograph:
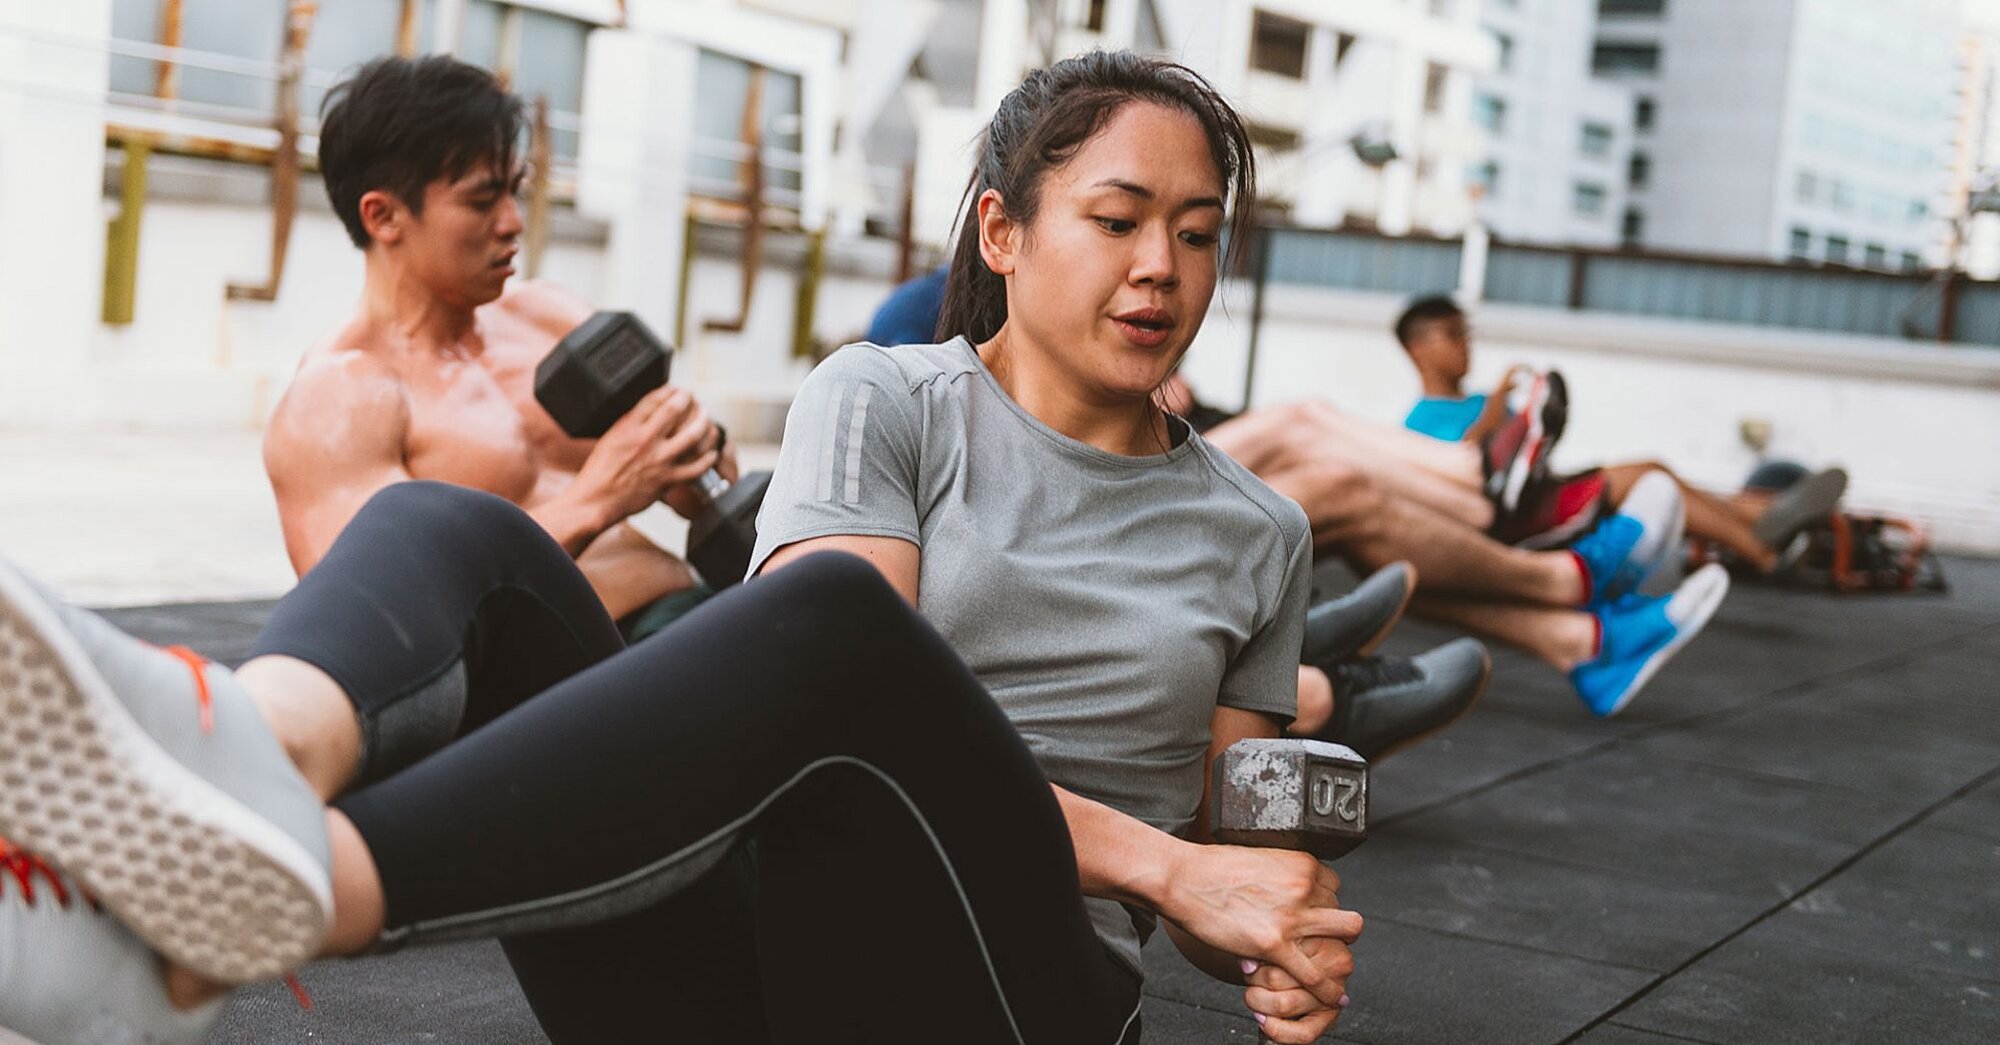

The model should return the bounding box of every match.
[534,311,770,589]
[1211,738,1367,859]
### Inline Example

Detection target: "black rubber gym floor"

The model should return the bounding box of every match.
[104,555,2000,1044]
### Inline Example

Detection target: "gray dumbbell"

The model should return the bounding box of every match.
[535,311,769,589]
[1211,737,1367,859]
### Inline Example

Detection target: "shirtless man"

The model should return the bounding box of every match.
[264,56,732,627]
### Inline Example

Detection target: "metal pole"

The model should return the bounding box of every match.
[524,94,552,279]
[1241,227,1274,412]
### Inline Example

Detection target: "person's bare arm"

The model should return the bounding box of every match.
[1459,364,1529,444]
[264,355,420,576]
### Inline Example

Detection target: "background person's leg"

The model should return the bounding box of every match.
[1601,462,1774,571]
[1408,595,1598,670]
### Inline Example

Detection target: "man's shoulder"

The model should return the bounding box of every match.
[271,344,410,441]
[488,280,593,337]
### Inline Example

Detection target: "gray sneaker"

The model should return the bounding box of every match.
[0,559,331,985]
[1753,466,1848,550]
[1314,638,1492,760]
[1303,562,1415,670]
[0,838,225,1045]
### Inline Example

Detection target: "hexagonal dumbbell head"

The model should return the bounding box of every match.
[1211,738,1368,860]
[534,311,670,439]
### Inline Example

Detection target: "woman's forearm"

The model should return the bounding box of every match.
[1052,784,1192,911]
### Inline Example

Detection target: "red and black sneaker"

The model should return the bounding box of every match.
[1492,468,1610,550]
[1481,370,1569,514]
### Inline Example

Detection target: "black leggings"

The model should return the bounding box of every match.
[247,482,1141,1044]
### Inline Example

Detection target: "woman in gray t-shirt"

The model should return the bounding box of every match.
[753,50,1360,1042]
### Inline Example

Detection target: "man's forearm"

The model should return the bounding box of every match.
[527,493,614,557]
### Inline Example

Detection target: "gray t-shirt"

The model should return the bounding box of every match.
[747,338,1313,976]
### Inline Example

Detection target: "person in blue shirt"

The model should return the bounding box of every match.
[1393,294,1847,575]
[864,265,950,347]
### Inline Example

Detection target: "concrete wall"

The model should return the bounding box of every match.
[1176,283,2000,556]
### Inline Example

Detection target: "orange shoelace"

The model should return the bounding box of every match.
[149,643,314,1009]
[0,837,74,908]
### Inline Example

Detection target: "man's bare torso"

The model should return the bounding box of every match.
[272,282,691,618]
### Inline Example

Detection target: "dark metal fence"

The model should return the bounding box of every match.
[1252,225,2000,349]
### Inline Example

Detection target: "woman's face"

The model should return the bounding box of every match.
[985,101,1226,404]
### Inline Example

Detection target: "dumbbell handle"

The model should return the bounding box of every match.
[695,469,730,503]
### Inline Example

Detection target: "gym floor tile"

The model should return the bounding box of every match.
[1804,677,2000,748]
[1331,832,1764,973]
[1143,917,1654,1045]
[1571,1022,1730,1044]
[213,941,545,1044]
[1750,823,2000,986]
[1368,708,1615,820]
[1626,696,2000,805]
[1925,774,2000,843]
[1389,746,1912,898]
[1137,995,1271,1042]
[1608,927,2000,1045]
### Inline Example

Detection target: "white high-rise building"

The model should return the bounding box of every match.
[1470,0,1638,248]
[1594,0,1960,267]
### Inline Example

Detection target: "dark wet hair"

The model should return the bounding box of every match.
[935,50,1257,345]
[1394,294,1464,348]
[319,56,524,248]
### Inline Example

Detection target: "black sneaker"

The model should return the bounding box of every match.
[1302,562,1415,669]
[1309,638,1491,760]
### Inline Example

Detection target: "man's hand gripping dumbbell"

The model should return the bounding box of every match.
[536,311,773,589]
[1212,738,1369,1043]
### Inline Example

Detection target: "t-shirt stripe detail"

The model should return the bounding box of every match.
[815,381,848,502]
[843,383,875,504]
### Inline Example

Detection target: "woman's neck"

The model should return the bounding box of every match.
[975,327,1172,457]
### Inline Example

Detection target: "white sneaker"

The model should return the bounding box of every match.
[0,559,331,985]
[0,839,224,1045]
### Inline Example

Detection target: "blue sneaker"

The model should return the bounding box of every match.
[1569,471,1683,606]
[1571,563,1730,716]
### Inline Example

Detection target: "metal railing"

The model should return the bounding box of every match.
[1253,225,2000,349]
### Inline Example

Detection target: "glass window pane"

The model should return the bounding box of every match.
[461,0,506,71]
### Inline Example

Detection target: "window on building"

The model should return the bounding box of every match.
[1825,235,1851,264]
[1334,32,1357,69]
[1573,181,1608,217]
[1863,243,1888,268]
[1250,10,1311,79]
[1634,95,1656,131]
[1628,151,1651,188]
[1621,207,1644,244]
[1598,0,1667,16]
[1470,160,1501,197]
[1901,251,1924,272]
[690,50,807,202]
[1580,121,1615,157]
[1245,123,1304,151]
[1423,63,1449,114]
[1491,30,1514,73]
[1830,180,1854,212]
[1795,170,1817,203]
[1473,93,1507,134]
[1592,42,1661,75]
[1788,226,1812,259]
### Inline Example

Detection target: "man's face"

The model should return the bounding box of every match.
[400,161,525,309]
[1410,314,1471,382]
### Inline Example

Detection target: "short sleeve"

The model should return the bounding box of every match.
[747,345,924,578]
[1215,526,1313,721]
